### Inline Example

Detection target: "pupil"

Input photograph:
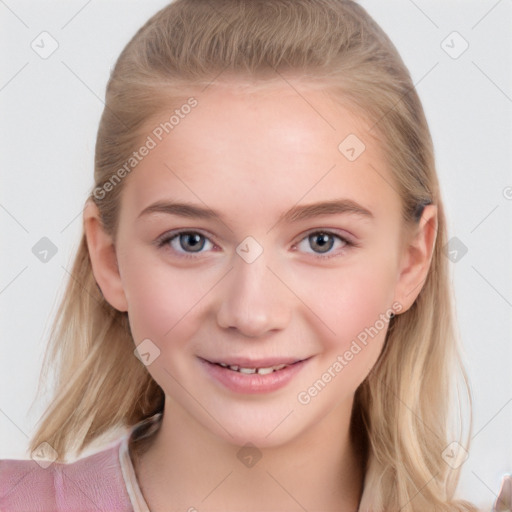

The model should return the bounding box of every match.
[180,233,204,252]
[310,232,333,253]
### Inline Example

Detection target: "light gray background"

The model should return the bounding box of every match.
[1,1,511,509]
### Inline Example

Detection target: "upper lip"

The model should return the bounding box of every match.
[199,356,308,368]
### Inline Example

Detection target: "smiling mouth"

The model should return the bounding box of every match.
[200,356,307,375]
[215,362,290,375]
[200,357,310,394]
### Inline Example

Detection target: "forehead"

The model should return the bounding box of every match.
[120,82,401,227]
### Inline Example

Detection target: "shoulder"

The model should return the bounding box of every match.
[0,440,133,512]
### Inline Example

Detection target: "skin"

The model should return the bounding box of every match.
[84,81,437,511]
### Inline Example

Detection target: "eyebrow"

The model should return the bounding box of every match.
[137,198,374,223]
[279,199,374,224]
[138,201,217,220]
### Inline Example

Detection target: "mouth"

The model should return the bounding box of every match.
[198,356,310,394]
[213,362,292,375]
[200,357,306,374]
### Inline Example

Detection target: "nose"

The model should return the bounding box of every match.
[216,250,291,338]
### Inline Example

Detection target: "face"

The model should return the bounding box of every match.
[109,82,410,447]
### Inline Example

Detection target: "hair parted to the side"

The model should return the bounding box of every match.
[29,1,477,510]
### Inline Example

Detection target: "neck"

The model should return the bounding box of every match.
[132,397,364,512]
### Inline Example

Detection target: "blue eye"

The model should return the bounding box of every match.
[158,231,214,255]
[156,229,354,260]
[309,232,335,253]
[296,231,352,257]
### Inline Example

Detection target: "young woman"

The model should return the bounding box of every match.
[0,1,484,510]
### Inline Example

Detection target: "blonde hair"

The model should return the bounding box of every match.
[30,1,477,510]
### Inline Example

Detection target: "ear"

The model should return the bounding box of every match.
[83,199,128,312]
[392,204,438,313]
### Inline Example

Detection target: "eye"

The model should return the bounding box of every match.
[295,230,353,258]
[157,230,215,256]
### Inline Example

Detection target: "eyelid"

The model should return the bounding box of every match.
[294,227,357,250]
[292,229,356,259]
[155,228,218,245]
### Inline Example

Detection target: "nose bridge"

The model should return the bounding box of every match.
[216,246,290,336]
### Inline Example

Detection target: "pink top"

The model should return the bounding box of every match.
[0,414,161,512]
[1,412,509,511]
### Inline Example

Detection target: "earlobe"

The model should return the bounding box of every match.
[393,204,438,313]
[83,200,128,312]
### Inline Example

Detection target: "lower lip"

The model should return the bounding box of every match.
[200,359,308,394]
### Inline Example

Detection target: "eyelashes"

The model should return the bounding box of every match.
[156,229,356,260]
[157,231,216,256]
[294,231,353,258]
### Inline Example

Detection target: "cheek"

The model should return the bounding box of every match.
[292,267,396,414]
[300,261,397,348]
[118,252,214,347]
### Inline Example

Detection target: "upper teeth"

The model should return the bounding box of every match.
[218,363,288,374]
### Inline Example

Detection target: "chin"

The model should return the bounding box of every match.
[200,405,311,451]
